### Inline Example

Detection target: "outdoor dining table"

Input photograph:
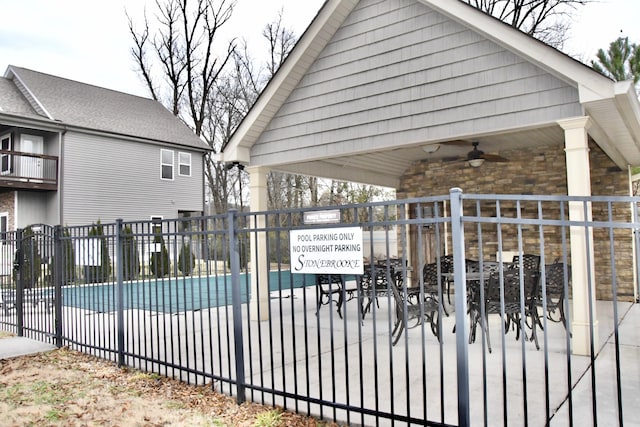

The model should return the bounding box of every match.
[441,271,488,281]
[440,270,492,304]
[442,264,541,350]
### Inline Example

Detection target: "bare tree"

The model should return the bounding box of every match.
[263,8,297,79]
[463,0,594,48]
[203,74,242,212]
[128,0,238,213]
[229,10,305,212]
[128,0,236,126]
[129,2,391,214]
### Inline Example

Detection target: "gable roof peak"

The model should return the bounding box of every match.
[3,65,210,151]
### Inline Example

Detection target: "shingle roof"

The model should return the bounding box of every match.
[2,66,210,151]
[0,76,41,119]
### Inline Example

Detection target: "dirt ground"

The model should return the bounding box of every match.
[0,332,341,427]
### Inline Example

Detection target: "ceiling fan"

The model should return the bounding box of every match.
[460,141,508,167]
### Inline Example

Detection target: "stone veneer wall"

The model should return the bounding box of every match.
[397,141,635,301]
[0,192,14,231]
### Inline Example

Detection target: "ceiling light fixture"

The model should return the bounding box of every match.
[468,158,485,168]
[422,144,440,153]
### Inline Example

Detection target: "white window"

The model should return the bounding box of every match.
[1,133,12,175]
[160,149,174,180]
[0,212,7,243]
[178,152,191,177]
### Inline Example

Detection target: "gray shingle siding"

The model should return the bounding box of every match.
[16,192,58,227]
[251,0,582,165]
[1,65,209,228]
[62,131,203,225]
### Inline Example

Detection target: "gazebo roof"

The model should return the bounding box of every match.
[222,0,640,188]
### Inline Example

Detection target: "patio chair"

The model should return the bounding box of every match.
[391,269,440,345]
[534,262,570,329]
[360,264,395,318]
[439,254,454,303]
[315,274,357,319]
[413,262,448,315]
[466,260,502,342]
[511,254,541,272]
[472,268,540,353]
[0,287,55,316]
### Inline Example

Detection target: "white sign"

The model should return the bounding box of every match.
[290,227,364,275]
[303,209,340,224]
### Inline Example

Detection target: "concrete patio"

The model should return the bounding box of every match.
[257,287,640,426]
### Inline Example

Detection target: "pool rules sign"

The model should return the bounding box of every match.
[290,227,364,275]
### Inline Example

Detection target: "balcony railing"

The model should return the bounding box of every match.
[0,150,58,191]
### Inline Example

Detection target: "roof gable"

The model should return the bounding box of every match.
[0,77,40,118]
[252,0,583,165]
[223,0,640,177]
[2,66,209,151]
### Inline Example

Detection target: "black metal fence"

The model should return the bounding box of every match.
[1,189,638,427]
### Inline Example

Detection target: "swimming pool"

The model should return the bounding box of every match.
[62,271,317,313]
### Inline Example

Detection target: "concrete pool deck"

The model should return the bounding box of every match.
[0,336,56,359]
[1,290,638,426]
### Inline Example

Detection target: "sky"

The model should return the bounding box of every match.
[0,0,639,98]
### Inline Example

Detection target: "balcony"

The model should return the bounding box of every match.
[0,150,58,191]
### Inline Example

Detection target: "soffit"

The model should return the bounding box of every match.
[272,126,565,188]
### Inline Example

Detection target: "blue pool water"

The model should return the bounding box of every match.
[62,271,317,313]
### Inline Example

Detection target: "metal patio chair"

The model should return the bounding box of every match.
[534,262,570,329]
[511,253,541,272]
[415,262,448,315]
[360,264,395,318]
[472,267,540,352]
[315,273,358,319]
[438,254,454,303]
[391,269,440,345]
[466,260,501,342]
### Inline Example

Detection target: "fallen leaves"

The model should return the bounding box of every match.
[0,346,344,426]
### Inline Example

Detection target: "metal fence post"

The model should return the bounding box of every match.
[116,219,126,367]
[450,188,471,427]
[53,226,64,347]
[228,209,246,403]
[15,228,24,336]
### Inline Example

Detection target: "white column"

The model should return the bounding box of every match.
[558,116,598,356]
[248,166,270,321]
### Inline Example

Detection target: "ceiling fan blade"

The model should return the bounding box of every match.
[444,139,472,147]
[483,153,509,162]
[441,155,468,163]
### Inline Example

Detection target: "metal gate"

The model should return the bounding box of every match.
[0,224,59,343]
